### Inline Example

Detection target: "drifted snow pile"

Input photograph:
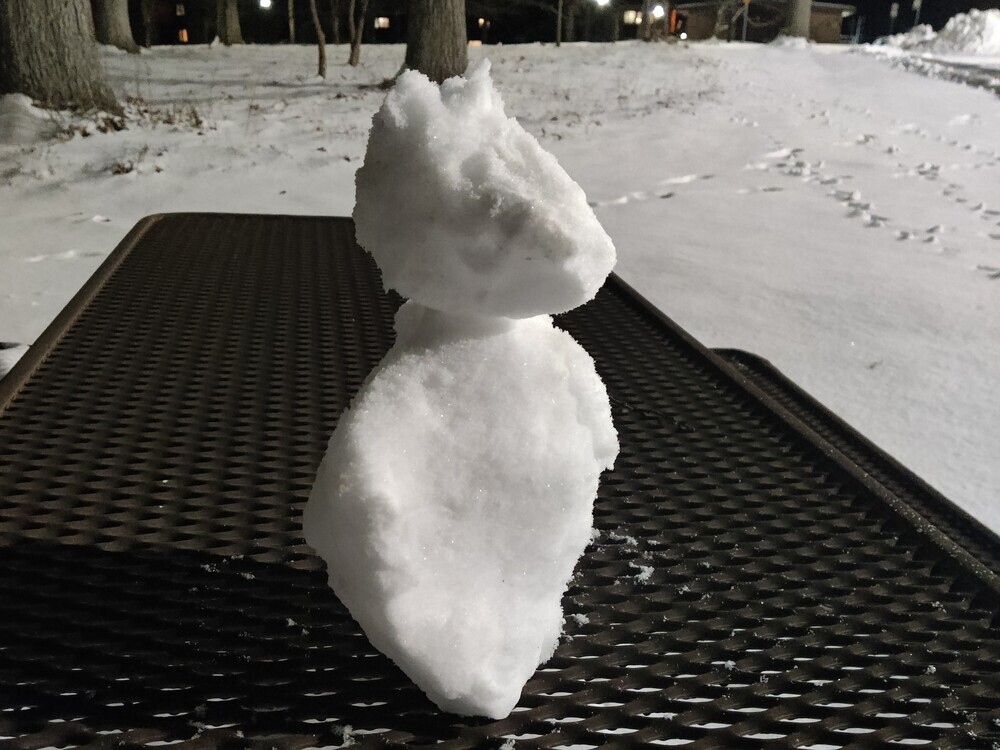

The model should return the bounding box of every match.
[303,61,619,719]
[881,9,1000,55]
[0,94,58,145]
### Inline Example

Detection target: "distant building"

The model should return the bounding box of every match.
[671,0,856,42]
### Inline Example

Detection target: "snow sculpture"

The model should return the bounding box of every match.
[303,61,619,720]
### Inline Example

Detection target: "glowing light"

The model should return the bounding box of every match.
[594,0,611,6]
[680,31,688,39]
[259,0,272,8]
[623,9,640,24]
[478,17,487,27]
[652,4,666,18]
[374,16,390,28]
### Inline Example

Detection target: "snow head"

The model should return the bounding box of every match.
[353,60,617,318]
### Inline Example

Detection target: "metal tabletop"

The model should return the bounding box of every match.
[1,213,998,749]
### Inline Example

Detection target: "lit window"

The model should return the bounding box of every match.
[178,28,189,43]
[624,10,642,24]
[478,17,487,27]
[175,3,185,15]
[374,16,390,29]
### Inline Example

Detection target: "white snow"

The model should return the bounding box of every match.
[304,308,617,719]
[0,43,998,528]
[0,94,59,145]
[354,61,615,317]
[880,9,1000,56]
[306,65,618,718]
[0,343,30,380]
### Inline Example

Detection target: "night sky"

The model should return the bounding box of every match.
[127,0,997,48]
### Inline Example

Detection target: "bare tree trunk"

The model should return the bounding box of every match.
[564,0,578,42]
[347,0,369,66]
[404,0,467,83]
[331,0,342,44]
[787,0,812,37]
[0,0,121,113]
[140,0,155,46]
[289,0,297,42]
[640,0,653,40]
[309,0,327,77]
[94,0,140,53]
[216,0,244,45]
[556,0,563,46]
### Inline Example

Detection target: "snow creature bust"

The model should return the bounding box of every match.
[303,60,619,720]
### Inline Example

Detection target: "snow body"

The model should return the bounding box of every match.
[305,63,619,718]
[353,61,616,318]
[304,304,617,718]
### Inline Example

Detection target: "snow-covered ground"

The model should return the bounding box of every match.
[1,40,998,532]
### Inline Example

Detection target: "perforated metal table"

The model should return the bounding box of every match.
[1,214,998,749]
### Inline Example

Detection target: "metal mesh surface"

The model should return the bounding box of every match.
[1,213,998,750]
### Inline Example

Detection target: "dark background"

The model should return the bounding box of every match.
[120,0,1000,48]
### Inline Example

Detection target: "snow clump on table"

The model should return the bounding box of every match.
[352,60,616,318]
[303,60,619,720]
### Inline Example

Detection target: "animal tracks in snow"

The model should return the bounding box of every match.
[746,144,993,264]
[588,176,708,207]
[23,248,104,263]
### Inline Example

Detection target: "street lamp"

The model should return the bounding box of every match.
[259,0,272,8]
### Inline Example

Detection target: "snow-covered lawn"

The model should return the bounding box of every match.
[1,40,998,532]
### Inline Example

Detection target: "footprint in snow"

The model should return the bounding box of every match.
[24,249,103,263]
[658,174,709,185]
[975,265,1000,280]
[762,147,802,159]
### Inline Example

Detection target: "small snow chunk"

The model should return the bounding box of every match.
[631,564,654,582]
[353,61,615,318]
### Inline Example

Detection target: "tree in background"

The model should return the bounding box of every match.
[562,0,587,42]
[289,0,297,42]
[216,0,244,44]
[786,0,811,36]
[640,0,654,39]
[139,0,155,47]
[93,0,140,53]
[309,0,327,77]
[347,0,370,66]
[330,0,342,44]
[404,0,467,83]
[0,0,121,113]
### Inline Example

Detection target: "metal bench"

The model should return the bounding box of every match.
[2,213,998,749]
